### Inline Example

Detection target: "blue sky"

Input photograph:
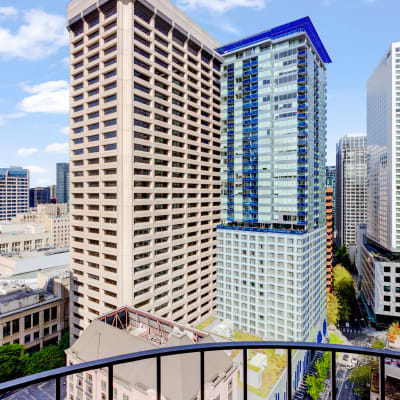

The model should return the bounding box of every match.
[0,0,398,186]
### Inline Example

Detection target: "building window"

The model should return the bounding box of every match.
[51,306,57,320]
[33,331,39,340]
[3,321,10,337]
[52,324,57,334]
[44,327,49,336]
[12,319,19,334]
[44,309,50,322]
[384,305,391,312]
[24,334,30,344]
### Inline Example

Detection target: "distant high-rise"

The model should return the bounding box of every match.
[49,184,57,202]
[56,163,69,205]
[358,43,400,326]
[67,0,222,341]
[216,17,330,342]
[336,133,367,260]
[29,187,51,208]
[0,167,29,221]
[325,166,336,231]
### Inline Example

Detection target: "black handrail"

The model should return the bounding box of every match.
[0,341,399,399]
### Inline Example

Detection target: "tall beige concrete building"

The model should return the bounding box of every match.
[67,0,222,341]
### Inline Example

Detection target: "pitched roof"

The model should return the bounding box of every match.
[67,320,233,400]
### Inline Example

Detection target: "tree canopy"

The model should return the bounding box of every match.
[335,245,351,269]
[0,344,29,383]
[333,264,355,320]
[24,345,65,376]
[327,293,341,326]
[349,365,372,400]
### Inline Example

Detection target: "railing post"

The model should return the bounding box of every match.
[243,348,247,400]
[200,350,205,400]
[287,348,292,400]
[380,355,385,400]
[55,376,61,400]
[330,351,336,400]
[157,355,161,400]
[108,365,113,400]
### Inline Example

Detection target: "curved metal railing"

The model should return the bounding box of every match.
[0,341,399,400]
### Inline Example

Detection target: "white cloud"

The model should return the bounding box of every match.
[24,165,47,174]
[17,147,38,157]
[19,80,68,114]
[0,112,25,125]
[60,126,69,136]
[0,9,68,60]
[220,21,240,34]
[45,142,69,154]
[176,0,266,12]
[37,178,50,185]
[0,7,17,17]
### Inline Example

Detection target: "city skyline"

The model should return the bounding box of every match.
[1,0,400,187]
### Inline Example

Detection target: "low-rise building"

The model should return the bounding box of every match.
[0,222,52,254]
[0,248,69,276]
[0,270,69,352]
[66,307,237,400]
[12,204,69,249]
[359,238,400,327]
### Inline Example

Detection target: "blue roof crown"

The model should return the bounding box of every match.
[216,17,331,64]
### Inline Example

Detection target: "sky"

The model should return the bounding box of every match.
[0,0,399,186]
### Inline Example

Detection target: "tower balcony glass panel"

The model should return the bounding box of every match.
[298,86,307,93]
[298,49,307,58]
[298,94,307,103]
[298,121,308,128]
[298,68,306,76]
[298,113,307,120]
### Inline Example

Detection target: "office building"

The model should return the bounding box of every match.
[66,307,237,400]
[216,17,330,342]
[67,0,222,341]
[336,133,367,260]
[29,186,51,208]
[325,166,336,231]
[358,43,400,326]
[0,271,69,352]
[0,222,51,256]
[13,203,70,249]
[0,167,29,221]
[326,187,333,292]
[56,163,70,205]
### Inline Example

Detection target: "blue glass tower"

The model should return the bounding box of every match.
[56,163,70,205]
[216,18,331,344]
[29,187,51,208]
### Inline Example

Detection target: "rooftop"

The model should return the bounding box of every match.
[216,17,331,63]
[67,307,236,400]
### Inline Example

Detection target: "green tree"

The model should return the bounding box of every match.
[0,344,29,383]
[59,331,70,351]
[329,332,344,345]
[335,245,351,269]
[349,365,372,400]
[333,264,355,320]
[24,345,65,376]
[327,293,341,325]
[372,340,385,349]
[306,374,324,400]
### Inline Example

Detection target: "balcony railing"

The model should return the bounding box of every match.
[0,342,399,400]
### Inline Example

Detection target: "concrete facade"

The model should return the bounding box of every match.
[0,273,69,352]
[336,133,367,261]
[67,0,223,341]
